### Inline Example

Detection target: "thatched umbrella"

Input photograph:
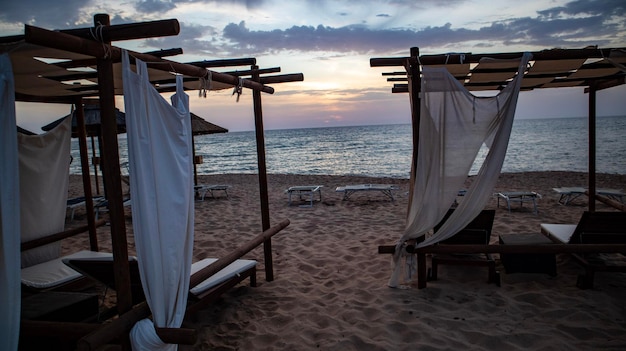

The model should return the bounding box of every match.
[189,113,228,185]
[45,108,228,188]
[43,104,126,194]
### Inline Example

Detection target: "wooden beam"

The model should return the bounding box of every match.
[21,320,100,340]
[24,25,275,94]
[59,18,180,42]
[54,48,184,69]
[224,67,281,77]
[378,243,626,255]
[372,48,626,67]
[189,219,289,287]
[260,73,304,84]
[188,58,257,68]
[21,220,106,251]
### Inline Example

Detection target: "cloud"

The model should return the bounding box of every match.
[135,0,177,14]
[0,0,94,29]
[210,3,625,57]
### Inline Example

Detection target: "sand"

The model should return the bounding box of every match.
[64,171,626,351]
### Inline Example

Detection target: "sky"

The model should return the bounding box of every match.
[2,0,626,132]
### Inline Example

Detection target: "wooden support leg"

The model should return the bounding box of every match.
[417,253,427,289]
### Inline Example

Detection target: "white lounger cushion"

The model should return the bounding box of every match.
[189,258,257,296]
[21,250,113,289]
[541,224,577,243]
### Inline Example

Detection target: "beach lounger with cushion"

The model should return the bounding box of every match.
[553,187,625,205]
[21,250,115,290]
[335,184,399,201]
[66,196,104,221]
[63,256,257,317]
[495,191,541,214]
[428,209,500,286]
[541,211,626,289]
[194,184,231,200]
[285,185,323,207]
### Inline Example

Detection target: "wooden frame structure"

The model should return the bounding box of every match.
[4,13,302,349]
[372,46,626,289]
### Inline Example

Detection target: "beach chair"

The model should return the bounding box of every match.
[335,184,399,201]
[285,185,323,207]
[541,211,626,289]
[553,187,625,205]
[94,196,132,220]
[495,191,541,214]
[63,256,257,318]
[194,184,231,201]
[21,250,115,291]
[66,196,104,221]
[428,209,499,285]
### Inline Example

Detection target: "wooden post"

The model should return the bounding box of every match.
[588,84,597,212]
[407,47,421,211]
[90,137,100,195]
[251,64,274,281]
[408,47,427,288]
[74,99,99,251]
[92,13,133,317]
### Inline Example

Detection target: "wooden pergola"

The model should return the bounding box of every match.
[372,46,626,288]
[5,13,302,349]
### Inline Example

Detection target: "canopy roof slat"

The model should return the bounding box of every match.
[371,47,626,92]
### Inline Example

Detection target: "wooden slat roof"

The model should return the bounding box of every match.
[1,41,234,102]
[371,47,626,92]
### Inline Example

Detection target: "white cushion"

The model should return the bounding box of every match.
[541,224,577,243]
[189,258,256,296]
[21,250,113,289]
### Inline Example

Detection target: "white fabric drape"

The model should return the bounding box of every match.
[18,114,71,268]
[122,50,194,351]
[0,53,20,351]
[389,53,531,287]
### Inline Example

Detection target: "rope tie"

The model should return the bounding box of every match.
[89,23,111,59]
[232,77,243,102]
[199,71,212,98]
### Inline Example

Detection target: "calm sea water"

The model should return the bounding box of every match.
[70,116,626,178]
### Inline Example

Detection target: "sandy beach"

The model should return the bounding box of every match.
[63,171,626,351]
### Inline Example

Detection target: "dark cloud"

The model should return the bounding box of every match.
[208,0,625,56]
[143,22,223,56]
[0,0,93,30]
[135,0,176,14]
[1,0,624,57]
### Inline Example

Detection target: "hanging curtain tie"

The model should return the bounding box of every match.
[89,23,111,59]
[199,71,212,98]
[232,77,243,102]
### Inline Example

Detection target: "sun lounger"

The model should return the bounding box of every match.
[285,185,323,207]
[63,256,257,316]
[21,250,114,290]
[194,184,231,200]
[428,209,500,286]
[495,191,541,214]
[66,196,104,221]
[553,187,625,205]
[540,211,626,289]
[94,197,131,219]
[335,184,399,201]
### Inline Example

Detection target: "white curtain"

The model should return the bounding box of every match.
[122,51,194,351]
[18,114,71,268]
[389,53,531,287]
[0,53,20,351]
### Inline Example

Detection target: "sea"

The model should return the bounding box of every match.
[69,116,626,178]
